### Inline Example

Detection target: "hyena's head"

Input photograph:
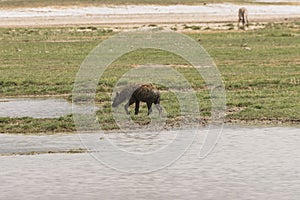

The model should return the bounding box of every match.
[112,85,139,107]
[112,92,127,107]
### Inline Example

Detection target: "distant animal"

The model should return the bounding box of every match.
[238,7,249,29]
[112,84,162,116]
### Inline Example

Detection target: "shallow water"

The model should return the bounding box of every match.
[0,4,299,18]
[0,98,97,118]
[1,126,299,199]
[0,98,73,118]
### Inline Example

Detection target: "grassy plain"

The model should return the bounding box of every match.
[0,22,299,133]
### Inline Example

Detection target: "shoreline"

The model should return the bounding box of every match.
[0,4,300,27]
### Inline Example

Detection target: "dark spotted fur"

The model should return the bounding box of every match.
[112,84,162,115]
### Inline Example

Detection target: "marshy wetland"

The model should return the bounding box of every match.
[0,1,300,199]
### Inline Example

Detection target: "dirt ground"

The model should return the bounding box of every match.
[0,4,299,28]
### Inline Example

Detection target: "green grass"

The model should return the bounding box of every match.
[0,27,113,96]
[192,23,300,123]
[0,22,299,133]
[0,115,75,134]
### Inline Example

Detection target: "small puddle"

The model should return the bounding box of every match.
[0,98,80,118]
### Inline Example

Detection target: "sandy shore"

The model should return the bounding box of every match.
[0,4,300,27]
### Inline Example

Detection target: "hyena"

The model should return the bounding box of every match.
[112,84,162,115]
[238,7,249,29]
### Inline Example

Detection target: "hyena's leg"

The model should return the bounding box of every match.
[146,102,153,115]
[155,104,162,116]
[125,97,135,115]
[124,103,130,115]
[135,100,140,115]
